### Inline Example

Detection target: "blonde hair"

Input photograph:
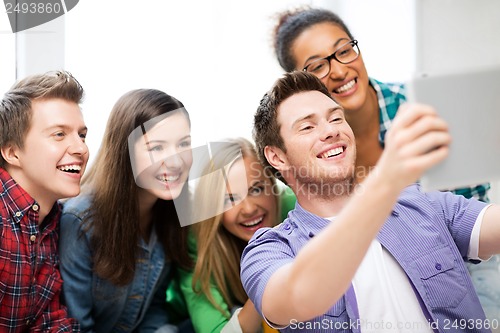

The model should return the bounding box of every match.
[191,137,279,315]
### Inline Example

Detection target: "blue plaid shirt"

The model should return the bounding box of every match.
[371,78,490,202]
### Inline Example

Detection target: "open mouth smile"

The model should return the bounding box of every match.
[57,164,82,174]
[318,146,345,159]
[241,216,264,228]
[333,79,356,94]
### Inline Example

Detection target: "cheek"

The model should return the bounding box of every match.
[221,212,238,234]
[182,151,193,169]
[259,194,278,215]
[133,154,153,175]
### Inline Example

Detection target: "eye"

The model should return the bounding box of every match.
[329,117,343,123]
[53,131,65,140]
[148,145,163,152]
[249,185,265,196]
[79,132,87,141]
[308,61,326,73]
[179,139,191,148]
[224,194,240,207]
[299,125,314,132]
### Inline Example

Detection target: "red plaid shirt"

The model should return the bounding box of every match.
[0,168,79,332]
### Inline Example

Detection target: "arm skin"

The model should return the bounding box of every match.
[478,204,500,258]
[262,104,452,325]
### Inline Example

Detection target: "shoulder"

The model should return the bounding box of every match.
[60,194,94,232]
[397,184,449,206]
[243,222,297,261]
[61,194,93,216]
[370,77,406,97]
[397,184,488,216]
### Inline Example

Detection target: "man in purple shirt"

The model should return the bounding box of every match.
[241,71,500,332]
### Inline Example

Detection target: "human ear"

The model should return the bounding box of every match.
[1,144,21,167]
[264,146,290,172]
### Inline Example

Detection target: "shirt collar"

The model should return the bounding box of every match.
[0,167,60,226]
[0,168,36,222]
[290,198,402,238]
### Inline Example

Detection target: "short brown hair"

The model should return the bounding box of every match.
[253,71,332,184]
[0,70,84,168]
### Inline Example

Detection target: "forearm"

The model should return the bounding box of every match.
[263,172,401,324]
[479,204,500,258]
[236,299,262,333]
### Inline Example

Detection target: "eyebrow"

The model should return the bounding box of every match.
[144,135,191,146]
[303,37,351,66]
[45,124,87,132]
[249,179,266,188]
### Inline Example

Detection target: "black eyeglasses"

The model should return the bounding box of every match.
[303,40,360,79]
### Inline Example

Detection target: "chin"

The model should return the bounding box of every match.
[59,188,81,200]
[157,187,184,201]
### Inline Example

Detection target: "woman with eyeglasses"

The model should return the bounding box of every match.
[272,6,499,322]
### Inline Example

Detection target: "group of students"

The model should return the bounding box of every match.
[0,6,499,333]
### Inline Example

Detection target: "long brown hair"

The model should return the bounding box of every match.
[191,138,279,315]
[81,89,191,285]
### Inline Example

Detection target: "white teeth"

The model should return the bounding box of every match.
[334,80,355,93]
[57,164,81,172]
[321,147,344,159]
[157,174,180,182]
[241,217,263,227]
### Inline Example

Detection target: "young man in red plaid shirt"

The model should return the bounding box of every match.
[0,71,89,332]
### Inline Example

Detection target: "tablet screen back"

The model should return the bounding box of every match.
[406,66,500,191]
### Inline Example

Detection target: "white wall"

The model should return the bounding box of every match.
[16,16,65,78]
[317,0,416,83]
[5,1,498,202]
[0,13,16,94]
[63,0,310,167]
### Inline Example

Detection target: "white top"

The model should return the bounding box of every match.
[351,205,489,332]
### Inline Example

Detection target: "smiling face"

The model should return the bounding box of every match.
[221,156,277,242]
[270,90,356,198]
[291,22,370,115]
[8,98,89,209]
[131,111,192,202]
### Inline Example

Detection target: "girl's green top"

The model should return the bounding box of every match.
[165,185,296,332]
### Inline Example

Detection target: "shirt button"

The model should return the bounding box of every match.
[435,263,442,271]
[284,223,290,230]
[15,211,21,217]
[30,235,36,242]
[32,204,39,211]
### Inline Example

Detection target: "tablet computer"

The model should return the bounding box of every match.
[406,66,500,191]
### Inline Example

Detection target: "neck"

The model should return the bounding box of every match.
[291,179,354,218]
[6,167,54,224]
[346,85,383,183]
[345,84,379,137]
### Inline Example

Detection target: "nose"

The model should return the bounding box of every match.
[69,134,88,156]
[327,59,347,80]
[319,119,340,142]
[239,197,258,217]
[163,152,183,169]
